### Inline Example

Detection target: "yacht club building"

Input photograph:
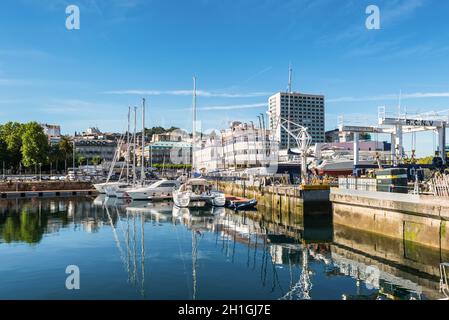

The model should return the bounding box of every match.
[194,121,278,173]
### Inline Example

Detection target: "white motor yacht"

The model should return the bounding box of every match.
[172,178,226,208]
[124,179,180,201]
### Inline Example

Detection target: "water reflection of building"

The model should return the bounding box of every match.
[332,223,446,300]
[2,195,446,300]
[0,197,113,244]
[331,252,422,300]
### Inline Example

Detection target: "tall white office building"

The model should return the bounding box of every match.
[268,92,325,149]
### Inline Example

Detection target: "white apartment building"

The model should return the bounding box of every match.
[194,122,278,173]
[268,92,325,149]
[40,123,61,145]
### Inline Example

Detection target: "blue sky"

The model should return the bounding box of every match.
[1,0,449,156]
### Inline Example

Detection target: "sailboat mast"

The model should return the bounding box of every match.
[126,107,131,184]
[192,76,197,176]
[141,98,146,184]
[133,106,137,186]
[287,63,292,152]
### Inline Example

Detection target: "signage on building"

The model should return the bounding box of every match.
[381,118,446,127]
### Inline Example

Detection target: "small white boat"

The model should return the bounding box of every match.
[172,178,226,208]
[125,179,180,201]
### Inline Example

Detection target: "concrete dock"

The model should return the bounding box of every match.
[331,188,449,251]
[215,180,330,213]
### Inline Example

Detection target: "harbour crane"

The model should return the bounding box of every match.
[270,113,312,184]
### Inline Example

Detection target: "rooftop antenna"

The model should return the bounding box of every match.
[398,90,402,119]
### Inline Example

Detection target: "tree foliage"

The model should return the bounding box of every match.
[144,126,180,141]
[21,122,49,167]
[91,155,102,165]
[0,122,26,168]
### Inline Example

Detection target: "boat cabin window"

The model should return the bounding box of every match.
[160,182,177,188]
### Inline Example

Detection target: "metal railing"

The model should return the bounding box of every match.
[338,177,415,194]
[338,177,377,192]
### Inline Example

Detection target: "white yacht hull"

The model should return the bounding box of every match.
[94,182,122,194]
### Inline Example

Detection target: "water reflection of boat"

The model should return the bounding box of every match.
[103,204,146,298]
[93,194,107,206]
[126,202,174,222]
[3,195,446,300]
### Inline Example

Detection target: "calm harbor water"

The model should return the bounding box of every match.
[0,196,445,300]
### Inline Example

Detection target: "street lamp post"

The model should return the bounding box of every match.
[39,163,42,181]
[72,140,76,173]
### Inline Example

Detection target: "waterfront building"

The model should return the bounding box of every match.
[151,129,188,143]
[74,139,117,163]
[144,130,192,167]
[268,92,325,149]
[40,123,61,145]
[194,121,278,173]
[144,141,192,166]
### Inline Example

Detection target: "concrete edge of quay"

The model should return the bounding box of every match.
[330,187,449,251]
[212,180,331,212]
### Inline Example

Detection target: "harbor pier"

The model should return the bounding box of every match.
[215,180,330,213]
[330,188,449,251]
[0,181,97,199]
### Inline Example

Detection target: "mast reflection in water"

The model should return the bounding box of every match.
[0,195,445,300]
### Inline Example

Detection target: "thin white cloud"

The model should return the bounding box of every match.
[328,92,449,103]
[382,0,425,24]
[103,89,271,98]
[0,48,52,59]
[0,78,31,86]
[200,103,267,111]
[40,99,122,114]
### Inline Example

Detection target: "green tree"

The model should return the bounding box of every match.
[48,144,63,172]
[0,137,7,169]
[92,155,102,165]
[144,126,180,141]
[77,155,86,166]
[21,122,49,168]
[59,135,73,171]
[0,122,25,170]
